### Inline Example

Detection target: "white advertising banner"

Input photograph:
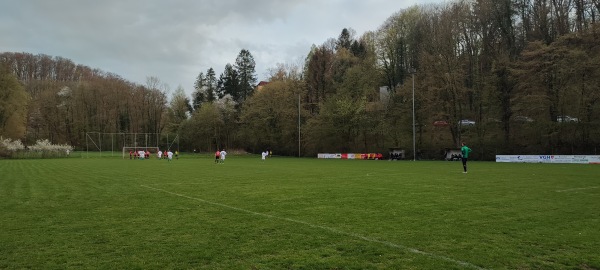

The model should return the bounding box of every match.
[589,156,600,164]
[318,153,341,159]
[495,155,600,164]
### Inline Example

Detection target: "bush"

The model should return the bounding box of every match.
[0,137,25,158]
[0,137,73,159]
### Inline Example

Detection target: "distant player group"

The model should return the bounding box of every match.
[213,149,271,164]
[127,148,272,164]
[129,149,178,162]
[128,144,471,173]
[214,149,227,164]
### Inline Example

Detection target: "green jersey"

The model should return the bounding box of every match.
[461,145,472,158]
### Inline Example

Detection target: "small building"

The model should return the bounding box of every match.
[256,81,269,91]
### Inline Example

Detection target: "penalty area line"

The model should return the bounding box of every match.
[556,186,600,192]
[140,185,487,270]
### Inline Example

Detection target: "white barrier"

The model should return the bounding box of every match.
[318,153,341,159]
[496,155,600,164]
[318,153,383,160]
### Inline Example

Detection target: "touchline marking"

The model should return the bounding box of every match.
[140,185,486,270]
[556,186,600,192]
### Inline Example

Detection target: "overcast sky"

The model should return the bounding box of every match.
[1,0,443,97]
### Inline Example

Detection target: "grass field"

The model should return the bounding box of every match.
[1,154,599,269]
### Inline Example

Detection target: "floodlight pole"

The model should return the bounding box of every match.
[410,68,416,161]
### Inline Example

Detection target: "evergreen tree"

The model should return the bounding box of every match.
[350,40,367,58]
[193,72,206,110]
[336,28,353,51]
[192,68,219,109]
[234,49,257,103]
[205,68,218,103]
[221,63,240,102]
[216,73,225,99]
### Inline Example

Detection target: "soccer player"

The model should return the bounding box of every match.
[158,150,162,159]
[167,150,173,162]
[220,149,227,164]
[214,150,220,164]
[175,150,179,160]
[461,142,472,173]
[261,151,268,161]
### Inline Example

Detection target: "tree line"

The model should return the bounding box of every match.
[2,0,600,159]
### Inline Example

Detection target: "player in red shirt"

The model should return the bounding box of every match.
[215,150,220,163]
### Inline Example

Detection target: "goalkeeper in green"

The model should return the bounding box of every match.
[461,142,472,173]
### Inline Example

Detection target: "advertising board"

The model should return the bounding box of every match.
[495,155,600,164]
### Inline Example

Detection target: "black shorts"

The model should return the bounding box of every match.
[215,156,219,160]
[462,157,468,165]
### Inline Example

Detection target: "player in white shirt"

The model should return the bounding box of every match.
[167,150,173,161]
[157,150,163,159]
[261,151,268,161]
[219,149,227,164]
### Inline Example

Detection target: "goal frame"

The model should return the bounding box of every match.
[85,132,179,158]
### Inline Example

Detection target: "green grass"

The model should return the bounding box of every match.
[1,155,599,269]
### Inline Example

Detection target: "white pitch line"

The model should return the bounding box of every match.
[140,185,487,270]
[556,186,600,192]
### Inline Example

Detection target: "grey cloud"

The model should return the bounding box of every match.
[1,0,430,97]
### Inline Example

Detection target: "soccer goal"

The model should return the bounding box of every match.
[85,132,179,158]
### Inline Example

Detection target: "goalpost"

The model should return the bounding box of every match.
[85,132,179,158]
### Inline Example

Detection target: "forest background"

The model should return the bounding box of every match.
[2,0,600,160]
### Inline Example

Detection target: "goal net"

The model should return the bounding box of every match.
[85,132,179,158]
